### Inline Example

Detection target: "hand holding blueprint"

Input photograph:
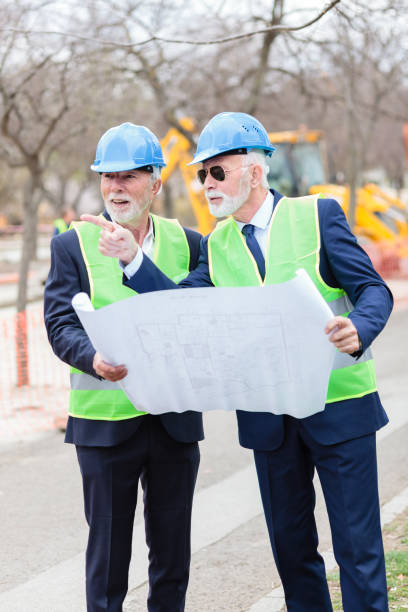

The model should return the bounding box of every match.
[72,269,336,418]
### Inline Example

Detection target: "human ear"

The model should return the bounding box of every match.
[251,164,262,187]
[152,179,162,196]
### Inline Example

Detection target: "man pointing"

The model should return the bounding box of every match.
[44,122,203,612]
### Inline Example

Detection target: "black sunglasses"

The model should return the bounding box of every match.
[197,165,243,185]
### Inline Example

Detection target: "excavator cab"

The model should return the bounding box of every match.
[266,137,327,196]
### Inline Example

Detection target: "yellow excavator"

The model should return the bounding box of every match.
[159,120,408,254]
[160,118,215,236]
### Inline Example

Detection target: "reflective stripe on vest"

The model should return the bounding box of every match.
[207,194,377,404]
[69,213,190,420]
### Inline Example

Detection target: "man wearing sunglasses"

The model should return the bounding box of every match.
[84,112,392,612]
[44,122,204,612]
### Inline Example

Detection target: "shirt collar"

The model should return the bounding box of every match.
[145,214,154,242]
[140,215,155,260]
[234,190,274,231]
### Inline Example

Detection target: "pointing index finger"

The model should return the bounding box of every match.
[80,214,115,232]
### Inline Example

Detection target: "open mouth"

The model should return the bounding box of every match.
[111,199,129,206]
[208,196,223,204]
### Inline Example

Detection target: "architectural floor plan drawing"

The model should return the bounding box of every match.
[135,311,287,397]
[73,269,336,418]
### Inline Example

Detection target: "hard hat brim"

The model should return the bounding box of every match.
[90,160,166,173]
[188,145,275,166]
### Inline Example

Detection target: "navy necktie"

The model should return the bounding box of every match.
[242,224,265,280]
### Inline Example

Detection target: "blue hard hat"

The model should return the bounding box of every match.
[91,122,166,172]
[189,112,275,165]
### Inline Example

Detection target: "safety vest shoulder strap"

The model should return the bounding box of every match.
[151,214,190,283]
[208,217,262,286]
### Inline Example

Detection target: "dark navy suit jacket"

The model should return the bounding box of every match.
[123,191,393,450]
[44,211,204,447]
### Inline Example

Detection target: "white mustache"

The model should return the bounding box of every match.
[107,192,133,203]
[205,191,225,200]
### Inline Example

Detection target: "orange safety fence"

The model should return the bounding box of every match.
[362,241,408,280]
[0,304,69,444]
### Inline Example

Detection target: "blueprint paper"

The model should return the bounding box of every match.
[72,269,336,418]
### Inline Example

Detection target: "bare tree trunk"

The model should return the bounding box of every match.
[16,208,37,311]
[15,311,29,388]
[17,175,38,312]
[16,173,39,387]
[57,180,67,216]
[345,81,358,232]
[31,189,42,261]
[162,182,173,218]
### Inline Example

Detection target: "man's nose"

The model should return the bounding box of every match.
[204,171,216,189]
[111,176,124,190]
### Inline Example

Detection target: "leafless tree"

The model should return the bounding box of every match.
[1,0,406,243]
[0,2,94,384]
[251,0,408,228]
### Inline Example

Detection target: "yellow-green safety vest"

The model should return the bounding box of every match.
[54,218,69,234]
[207,194,377,404]
[69,213,191,420]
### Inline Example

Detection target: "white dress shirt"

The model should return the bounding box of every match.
[122,215,154,278]
[233,190,274,257]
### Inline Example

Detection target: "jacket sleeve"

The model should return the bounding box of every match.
[318,198,393,352]
[124,235,214,293]
[184,227,202,271]
[43,233,99,377]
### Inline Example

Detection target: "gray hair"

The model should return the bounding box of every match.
[150,165,162,195]
[243,150,270,189]
[150,166,162,183]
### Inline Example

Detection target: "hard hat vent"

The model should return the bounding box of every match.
[189,111,276,165]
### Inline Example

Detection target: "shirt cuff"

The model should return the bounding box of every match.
[350,336,363,359]
[120,248,143,278]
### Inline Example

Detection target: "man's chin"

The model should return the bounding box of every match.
[209,205,228,218]
[106,203,148,225]
[209,202,240,218]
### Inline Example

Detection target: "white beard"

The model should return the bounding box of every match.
[206,175,251,218]
[104,192,151,224]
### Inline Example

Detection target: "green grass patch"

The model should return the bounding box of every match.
[386,550,408,608]
[326,570,342,610]
[326,550,408,610]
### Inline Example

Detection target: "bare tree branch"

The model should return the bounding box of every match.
[246,0,284,115]
[0,0,341,48]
